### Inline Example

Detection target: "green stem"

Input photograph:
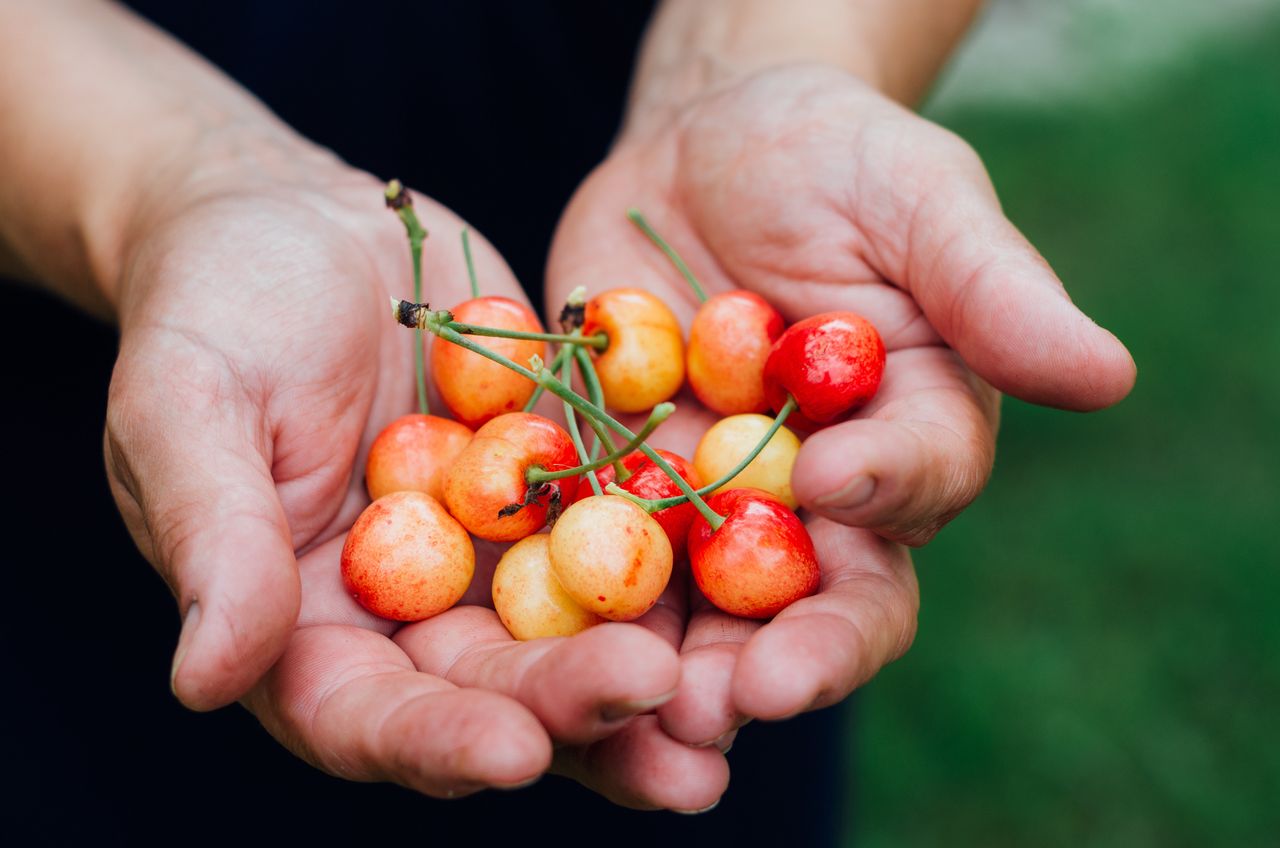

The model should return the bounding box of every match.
[448,322,608,349]
[559,350,602,497]
[527,402,674,484]
[461,228,481,299]
[386,181,431,415]
[623,395,798,513]
[626,208,708,304]
[522,345,571,412]
[532,367,724,530]
[573,346,624,477]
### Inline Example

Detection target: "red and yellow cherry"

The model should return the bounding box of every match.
[582,288,684,413]
[431,296,545,428]
[577,448,703,561]
[693,413,801,510]
[341,491,475,621]
[443,412,580,542]
[687,291,785,415]
[762,311,885,430]
[688,488,819,619]
[549,495,673,621]
[365,414,473,502]
[492,533,603,640]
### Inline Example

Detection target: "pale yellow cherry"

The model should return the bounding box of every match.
[693,414,801,509]
[492,534,602,640]
[549,495,673,622]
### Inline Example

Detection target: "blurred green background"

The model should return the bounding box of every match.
[851,1,1280,845]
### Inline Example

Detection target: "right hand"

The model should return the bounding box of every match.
[104,151,726,808]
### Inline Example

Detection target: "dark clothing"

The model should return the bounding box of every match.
[0,3,849,844]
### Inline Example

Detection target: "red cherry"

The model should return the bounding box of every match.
[688,488,820,619]
[762,311,885,430]
[687,291,785,415]
[576,448,703,560]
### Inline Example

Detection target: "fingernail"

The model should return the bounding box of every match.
[674,800,721,815]
[600,689,678,723]
[691,729,736,751]
[495,775,542,791]
[170,600,201,697]
[813,474,875,509]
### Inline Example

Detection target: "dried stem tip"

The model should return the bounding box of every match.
[384,178,412,210]
[391,297,431,329]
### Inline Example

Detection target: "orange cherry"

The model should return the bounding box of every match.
[492,534,603,640]
[582,288,684,413]
[687,291,785,415]
[443,412,580,542]
[549,495,673,621]
[365,413,473,502]
[341,491,475,621]
[431,296,545,428]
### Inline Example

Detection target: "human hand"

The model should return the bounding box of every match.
[103,155,727,807]
[545,65,1134,745]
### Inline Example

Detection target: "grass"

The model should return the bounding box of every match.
[852,19,1280,848]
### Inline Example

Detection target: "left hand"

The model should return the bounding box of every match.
[545,64,1135,746]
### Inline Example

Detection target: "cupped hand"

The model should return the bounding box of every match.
[103,159,725,808]
[545,65,1134,744]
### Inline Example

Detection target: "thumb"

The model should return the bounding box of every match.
[105,346,299,711]
[895,143,1136,411]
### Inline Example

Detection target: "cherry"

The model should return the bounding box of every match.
[693,413,800,509]
[365,413,473,502]
[492,533,603,640]
[577,448,703,561]
[688,291,785,415]
[687,488,820,619]
[762,311,885,430]
[549,495,673,622]
[582,288,684,413]
[443,412,580,542]
[341,491,475,621]
[431,296,546,428]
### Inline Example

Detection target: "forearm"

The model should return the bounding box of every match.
[0,0,318,316]
[627,0,983,133]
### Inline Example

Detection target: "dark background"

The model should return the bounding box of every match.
[1,2,847,846]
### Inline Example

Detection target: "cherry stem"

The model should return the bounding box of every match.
[447,321,608,349]
[522,345,571,412]
[390,298,722,522]
[461,228,481,299]
[526,402,674,484]
[572,345,624,477]
[531,367,724,530]
[626,208,708,304]
[615,395,798,514]
[558,345,602,497]
[385,180,431,415]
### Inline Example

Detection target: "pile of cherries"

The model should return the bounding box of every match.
[342,182,886,639]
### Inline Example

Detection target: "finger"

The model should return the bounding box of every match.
[791,346,999,545]
[732,522,918,720]
[554,715,730,812]
[105,341,298,711]
[245,625,551,796]
[396,607,681,745]
[658,590,760,747]
[881,135,1136,410]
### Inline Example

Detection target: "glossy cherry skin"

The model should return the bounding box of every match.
[431,296,545,428]
[443,412,580,542]
[549,495,673,622]
[365,413,474,502]
[582,288,685,413]
[693,414,800,509]
[687,291,785,415]
[762,311,885,431]
[576,448,703,561]
[341,491,475,621]
[688,488,820,619]
[492,534,603,640]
